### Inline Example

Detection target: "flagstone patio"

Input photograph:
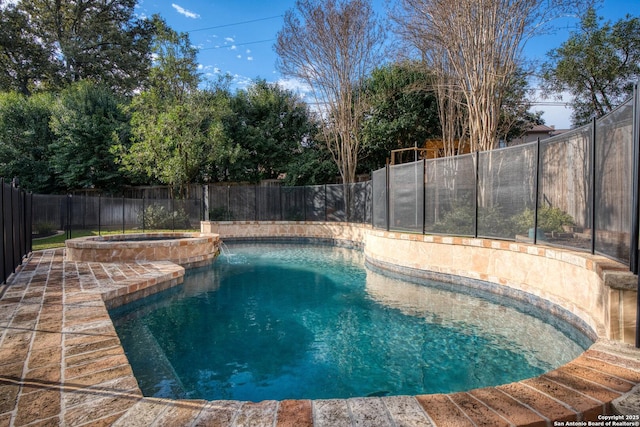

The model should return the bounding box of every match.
[1,248,640,426]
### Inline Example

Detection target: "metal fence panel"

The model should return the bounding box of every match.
[372,168,387,229]
[425,153,476,236]
[256,186,282,220]
[352,181,371,224]
[0,180,31,284]
[281,187,306,220]
[230,186,257,221]
[538,126,593,252]
[478,143,537,240]
[594,99,634,263]
[305,185,327,221]
[209,186,232,220]
[326,184,346,222]
[3,182,14,279]
[32,194,67,230]
[389,162,424,232]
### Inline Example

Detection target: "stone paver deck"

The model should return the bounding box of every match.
[1,249,640,426]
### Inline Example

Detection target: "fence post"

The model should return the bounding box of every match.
[122,195,125,234]
[226,185,231,221]
[591,117,597,255]
[385,165,390,231]
[0,179,5,283]
[98,194,101,236]
[474,151,480,238]
[631,83,640,274]
[631,84,640,348]
[254,185,258,221]
[324,184,328,222]
[67,194,72,240]
[26,193,32,254]
[142,196,145,231]
[303,186,307,221]
[533,138,542,245]
[203,185,209,222]
[422,159,426,235]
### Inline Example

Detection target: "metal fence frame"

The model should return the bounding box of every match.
[0,179,32,285]
[373,90,638,270]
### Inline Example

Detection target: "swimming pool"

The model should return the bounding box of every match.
[109,242,592,402]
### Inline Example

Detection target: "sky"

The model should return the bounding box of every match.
[135,0,639,129]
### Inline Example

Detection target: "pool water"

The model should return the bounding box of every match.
[109,243,591,402]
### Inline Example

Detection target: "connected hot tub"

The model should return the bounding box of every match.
[65,232,220,268]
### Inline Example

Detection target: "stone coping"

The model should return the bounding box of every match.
[65,232,220,269]
[1,225,640,424]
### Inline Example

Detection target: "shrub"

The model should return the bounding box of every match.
[512,206,574,234]
[209,207,233,221]
[139,205,190,229]
[33,222,57,236]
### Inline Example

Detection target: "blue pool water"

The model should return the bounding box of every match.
[109,243,591,402]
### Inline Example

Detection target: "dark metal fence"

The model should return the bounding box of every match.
[0,179,32,284]
[32,194,203,238]
[27,87,638,273]
[31,182,373,239]
[205,182,372,223]
[372,93,637,268]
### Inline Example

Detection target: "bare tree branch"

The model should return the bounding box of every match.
[275,0,385,184]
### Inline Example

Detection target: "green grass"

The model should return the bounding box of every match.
[32,228,199,251]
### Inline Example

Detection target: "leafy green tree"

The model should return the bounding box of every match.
[15,0,154,95]
[123,89,235,194]
[0,91,57,192]
[0,3,54,95]
[282,137,338,186]
[117,22,231,196]
[359,62,440,171]
[49,81,130,191]
[144,16,201,100]
[542,8,640,126]
[226,80,317,183]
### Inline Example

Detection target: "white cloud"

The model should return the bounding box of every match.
[237,54,242,59]
[246,49,252,54]
[230,45,237,50]
[247,56,254,61]
[233,75,254,90]
[276,78,312,96]
[172,3,199,19]
[225,37,235,43]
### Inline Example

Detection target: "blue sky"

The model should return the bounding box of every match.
[135,0,638,128]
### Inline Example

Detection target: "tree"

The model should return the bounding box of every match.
[117,21,221,196]
[359,61,440,171]
[542,8,640,127]
[144,16,201,100]
[226,80,317,183]
[0,3,54,95]
[394,0,583,152]
[49,81,130,191]
[498,68,545,145]
[275,0,386,184]
[0,91,57,192]
[123,89,233,194]
[282,140,338,186]
[15,0,154,95]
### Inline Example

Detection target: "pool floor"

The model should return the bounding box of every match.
[1,249,640,426]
